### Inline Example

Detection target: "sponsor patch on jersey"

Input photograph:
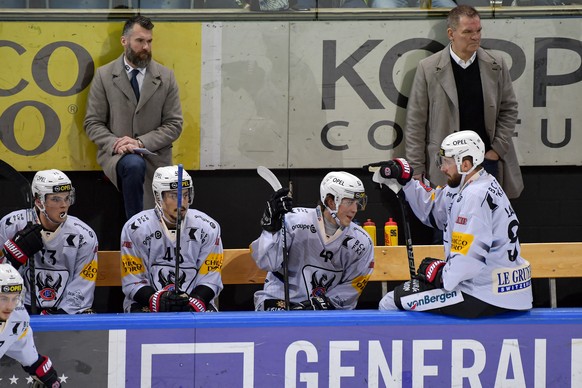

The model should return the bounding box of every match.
[456,216,467,225]
[351,274,370,294]
[400,288,464,311]
[121,255,145,276]
[493,261,532,294]
[199,252,224,274]
[122,241,132,248]
[80,259,98,282]
[451,231,473,255]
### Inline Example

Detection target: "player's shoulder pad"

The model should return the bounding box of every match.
[189,209,221,231]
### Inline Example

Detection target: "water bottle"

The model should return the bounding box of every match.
[363,219,376,245]
[384,218,398,246]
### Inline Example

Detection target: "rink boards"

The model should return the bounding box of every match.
[1,309,582,387]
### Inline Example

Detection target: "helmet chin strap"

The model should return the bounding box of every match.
[36,202,66,227]
[323,203,344,230]
[155,203,183,229]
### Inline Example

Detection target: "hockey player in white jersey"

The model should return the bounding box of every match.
[373,130,532,317]
[121,165,223,313]
[0,170,98,315]
[251,171,374,311]
[0,264,62,387]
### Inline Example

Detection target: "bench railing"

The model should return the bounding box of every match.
[97,242,582,308]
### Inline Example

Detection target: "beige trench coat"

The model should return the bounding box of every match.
[84,55,183,208]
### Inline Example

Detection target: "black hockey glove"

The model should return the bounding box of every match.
[149,288,191,312]
[416,257,447,288]
[23,354,61,388]
[2,222,43,268]
[377,158,413,185]
[260,187,293,233]
[292,296,334,310]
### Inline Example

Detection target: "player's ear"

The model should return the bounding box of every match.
[325,195,336,210]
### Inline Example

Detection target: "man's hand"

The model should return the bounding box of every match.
[113,136,141,155]
[23,354,61,387]
[149,288,191,312]
[292,296,334,310]
[2,223,43,267]
[261,187,293,232]
[416,257,447,288]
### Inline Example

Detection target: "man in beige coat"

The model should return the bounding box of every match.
[405,5,523,199]
[84,15,183,219]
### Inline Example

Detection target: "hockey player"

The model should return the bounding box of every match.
[0,264,61,387]
[121,165,223,313]
[0,170,98,315]
[373,130,532,317]
[252,171,374,311]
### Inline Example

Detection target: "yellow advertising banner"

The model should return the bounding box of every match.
[0,22,201,171]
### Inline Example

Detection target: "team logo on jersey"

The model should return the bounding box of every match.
[37,273,63,301]
[451,231,473,255]
[310,271,335,297]
[158,269,187,290]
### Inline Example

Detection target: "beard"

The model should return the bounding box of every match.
[125,46,151,68]
[447,173,463,188]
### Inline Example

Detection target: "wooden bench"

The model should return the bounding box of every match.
[96,243,582,308]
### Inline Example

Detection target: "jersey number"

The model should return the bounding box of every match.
[163,247,183,264]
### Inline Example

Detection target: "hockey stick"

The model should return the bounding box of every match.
[174,164,183,295]
[365,164,416,280]
[0,160,38,313]
[257,166,290,311]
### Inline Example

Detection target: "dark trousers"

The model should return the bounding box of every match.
[116,154,146,220]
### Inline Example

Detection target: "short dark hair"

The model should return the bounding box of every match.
[123,15,154,37]
[447,5,480,30]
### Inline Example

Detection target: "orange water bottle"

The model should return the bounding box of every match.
[363,219,376,245]
[384,218,398,246]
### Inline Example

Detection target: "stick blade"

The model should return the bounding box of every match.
[257,166,282,191]
[0,160,32,218]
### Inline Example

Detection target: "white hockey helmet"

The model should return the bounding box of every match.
[152,165,194,205]
[438,130,485,175]
[0,263,24,295]
[32,169,75,205]
[320,171,367,211]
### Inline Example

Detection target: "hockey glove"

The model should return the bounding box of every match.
[188,296,207,312]
[377,158,413,185]
[149,288,191,312]
[2,222,43,268]
[23,354,61,388]
[292,296,334,310]
[416,257,446,288]
[260,187,293,233]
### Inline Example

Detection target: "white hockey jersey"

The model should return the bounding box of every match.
[251,207,375,310]
[120,208,224,312]
[0,210,98,314]
[0,305,39,367]
[402,170,532,310]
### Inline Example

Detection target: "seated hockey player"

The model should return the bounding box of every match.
[251,171,374,311]
[121,165,223,313]
[0,170,98,315]
[372,130,532,318]
[0,263,62,387]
